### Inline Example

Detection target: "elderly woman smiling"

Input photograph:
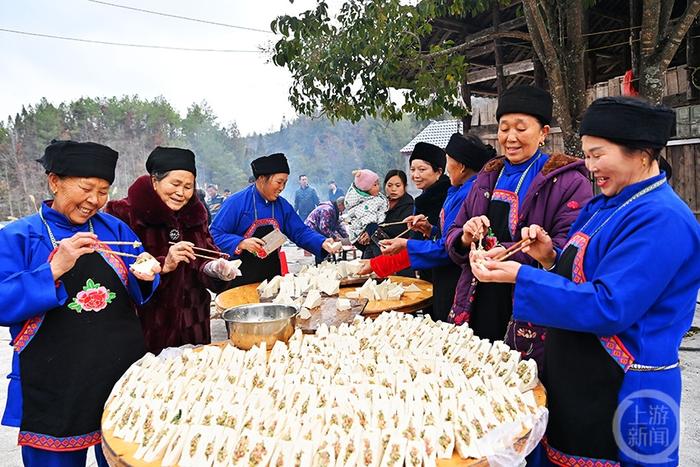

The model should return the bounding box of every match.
[0,140,159,467]
[106,147,240,355]
[471,96,700,466]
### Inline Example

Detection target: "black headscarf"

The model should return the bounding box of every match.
[37,140,118,184]
[146,146,197,176]
[445,133,496,172]
[410,142,446,172]
[251,153,290,178]
[496,85,553,126]
[580,96,675,179]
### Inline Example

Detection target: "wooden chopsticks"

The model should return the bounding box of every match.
[98,240,142,248]
[492,237,534,262]
[168,242,230,261]
[95,248,139,258]
[379,220,408,227]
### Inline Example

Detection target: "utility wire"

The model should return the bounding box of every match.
[0,27,261,53]
[87,0,272,34]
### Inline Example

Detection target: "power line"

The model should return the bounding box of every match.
[0,27,261,53]
[87,0,272,34]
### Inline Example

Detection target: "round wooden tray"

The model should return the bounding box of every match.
[102,374,546,467]
[215,276,433,319]
[102,334,546,467]
[337,276,433,316]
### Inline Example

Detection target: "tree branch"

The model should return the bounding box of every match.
[419,30,530,61]
[640,0,661,57]
[659,0,700,69]
[659,0,675,38]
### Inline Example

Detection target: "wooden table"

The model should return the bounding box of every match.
[215,276,433,320]
[101,376,546,467]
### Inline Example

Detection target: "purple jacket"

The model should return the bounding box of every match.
[445,153,593,326]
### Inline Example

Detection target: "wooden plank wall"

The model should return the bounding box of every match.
[665,143,700,220]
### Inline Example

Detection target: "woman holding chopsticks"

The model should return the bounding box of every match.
[358,135,495,321]
[471,96,700,466]
[445,85,592,371]
[105,146,240,354]
[0,140,159,467]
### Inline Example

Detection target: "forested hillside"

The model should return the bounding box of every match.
[0,96,427,219]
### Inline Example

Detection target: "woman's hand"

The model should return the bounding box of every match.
[379,238,408,255]
[461,215,490,246]
[519,224,556,269]
[162,241,196,274]
[49,232,99,280]
[470,244,520,283]
[203,258,242,281]
[130,252,161,281]
[357,232,371,246]
[322,238,342,254]
[237,237,266,256]
[404,215,432,237]
[357,260,373,276]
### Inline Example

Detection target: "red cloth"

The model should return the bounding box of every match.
[370,249,411,277]
[622,70,639,96]
[279,250,289,275]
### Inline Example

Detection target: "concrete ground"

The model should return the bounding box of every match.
[0,247,698,466]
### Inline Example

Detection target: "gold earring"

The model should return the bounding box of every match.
[539,141,545,147]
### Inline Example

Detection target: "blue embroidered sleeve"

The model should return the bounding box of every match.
[514,209,700,336]
[0,223,65,326]
[280,198,326,257]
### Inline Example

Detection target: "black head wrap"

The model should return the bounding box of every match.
[409,142,446,172]
[580,96,675,179]
[496,85,553,126]
[445,133,496,172]
[37,140,118,184]
[251,153,290,178]
[146,146,197,176]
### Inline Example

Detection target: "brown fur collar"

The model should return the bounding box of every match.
[125,174,208,227]
[483,153,583,176]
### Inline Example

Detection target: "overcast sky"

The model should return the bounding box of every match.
[0,0,327,136]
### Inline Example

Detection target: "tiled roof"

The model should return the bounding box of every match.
[400,120,463,154]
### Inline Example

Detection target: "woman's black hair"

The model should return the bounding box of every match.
[384,169,408,187]
[150,171,171,182]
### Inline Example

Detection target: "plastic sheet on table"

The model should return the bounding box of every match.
[485,406,549,467]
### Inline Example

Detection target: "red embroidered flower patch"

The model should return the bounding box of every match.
[566,200,580,209]
[68,279,116,313]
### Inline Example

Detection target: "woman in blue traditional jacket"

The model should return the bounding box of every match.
[359,133,495,321]
[0,140,160,467]
[211,153,340,285]
[471,96,700,466]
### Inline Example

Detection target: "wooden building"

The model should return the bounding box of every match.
[400,2,700,218]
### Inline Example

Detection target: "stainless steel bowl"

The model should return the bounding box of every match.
[222,303,298,350]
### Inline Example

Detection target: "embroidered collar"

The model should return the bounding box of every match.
[40,201,93,231]
[595,172,667,210]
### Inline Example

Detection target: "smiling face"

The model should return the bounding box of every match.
[384,175,406,201]
[49,174,110,224]
[410,159,442,191]
[497,113,550,164]
[582,135,657,196]
[152,170,195,211]
[257,173,289,201]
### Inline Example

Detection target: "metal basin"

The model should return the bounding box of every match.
[222,303,298,350]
